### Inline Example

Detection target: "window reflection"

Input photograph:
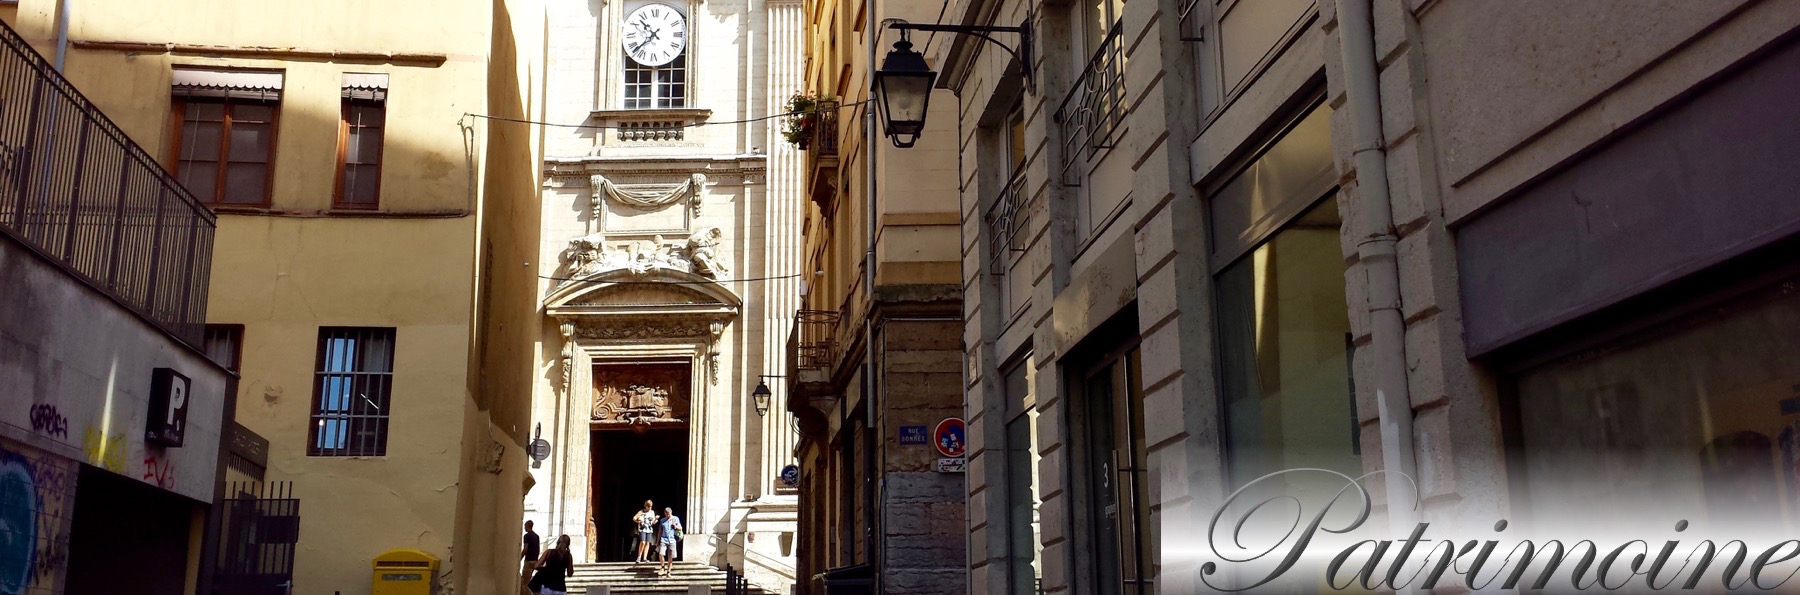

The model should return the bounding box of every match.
[1217,197,1359,495]
[1516,276,1800,538]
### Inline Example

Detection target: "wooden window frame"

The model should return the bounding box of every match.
[333,97,386,209]
[166,96,280,207]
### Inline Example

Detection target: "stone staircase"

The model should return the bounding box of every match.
[565,562,777,594]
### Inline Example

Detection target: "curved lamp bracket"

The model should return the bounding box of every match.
[889,17,1034,90]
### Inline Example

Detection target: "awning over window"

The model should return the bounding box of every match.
[171,68,283,101]
[342,73,389,101]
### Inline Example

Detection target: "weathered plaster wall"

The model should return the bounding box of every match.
[0,238,229,503]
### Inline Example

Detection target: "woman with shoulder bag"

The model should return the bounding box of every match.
[529,535,576,595]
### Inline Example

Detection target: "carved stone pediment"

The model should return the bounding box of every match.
[566,284,715,308]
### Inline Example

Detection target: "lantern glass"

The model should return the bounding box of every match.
[875,37,937,148]
[753,381,773,417]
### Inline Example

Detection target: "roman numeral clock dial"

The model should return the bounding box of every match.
[623,3,687,67]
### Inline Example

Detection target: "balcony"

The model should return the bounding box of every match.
[0,21,216,347]
[784,309,840,437]
[1054,21,1126,186]
[804,100,839,214]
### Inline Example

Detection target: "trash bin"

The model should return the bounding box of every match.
[372,548,439,595]
[820,563,872,595]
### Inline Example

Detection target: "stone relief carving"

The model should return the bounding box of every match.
[591,363,691,432]
[570,317,717,341]
[589,172,705,217]
[687,227,729,278]
[558,227,730,283]
[592,384,673,426]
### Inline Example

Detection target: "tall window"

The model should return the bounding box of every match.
[1004,358,1044,594]
[1082,347,1152,595]
[1208,100,1358,502]
[624,55,688,109]
[309,327,396,457]
[336,74,388,208]
[169,69,281,206]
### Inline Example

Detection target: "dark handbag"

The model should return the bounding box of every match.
[528,567,546,592]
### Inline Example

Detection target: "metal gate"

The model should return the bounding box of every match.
[213,481,300,595]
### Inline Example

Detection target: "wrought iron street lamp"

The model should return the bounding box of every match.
[752,380,773,417]
[873,18,1033,148]
[874,33,936,148]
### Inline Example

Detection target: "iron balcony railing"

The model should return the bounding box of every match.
[1055,21,1126,186]
[0,20,216,347]
[787,309,841,377]
[805,100,841,212]
[985,170,1029,272]
[810,100,840,157]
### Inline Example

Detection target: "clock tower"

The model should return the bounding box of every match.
[525,0,806,592]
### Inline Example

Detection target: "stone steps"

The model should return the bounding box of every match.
[562,562,774,595]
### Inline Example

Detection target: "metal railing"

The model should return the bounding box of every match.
[984,170,1029,271]
[787,309,840,377]
[1054,21,1126,187]
[810,100,839,157]
[0,20,216,347]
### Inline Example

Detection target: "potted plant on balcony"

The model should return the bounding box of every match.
[782,92,820,150]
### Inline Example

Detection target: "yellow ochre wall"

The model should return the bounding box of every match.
[3,1,545,594]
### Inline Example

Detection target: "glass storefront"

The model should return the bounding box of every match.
[1514,272,1800,538]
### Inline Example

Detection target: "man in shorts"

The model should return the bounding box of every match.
[633,500,657,563]
[657,507,683,576]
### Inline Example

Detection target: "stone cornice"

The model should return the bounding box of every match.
[544,154,769,180]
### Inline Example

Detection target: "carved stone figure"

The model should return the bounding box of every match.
[564,233,608,279]
[687,227,729,278]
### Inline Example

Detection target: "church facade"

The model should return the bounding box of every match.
[522,0,808,591]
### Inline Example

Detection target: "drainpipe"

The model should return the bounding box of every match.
[1334,0,1420,542]
[54,0,72,71]
[862,0,880,584]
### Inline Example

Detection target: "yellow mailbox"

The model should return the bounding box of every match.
[372,549,439,595]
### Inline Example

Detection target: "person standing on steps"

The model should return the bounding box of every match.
[657,507,683,577]
[520,520,541,594]
[528,534,575,595]
[633,500,657,563]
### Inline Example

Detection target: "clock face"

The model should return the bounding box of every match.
[623,3,687,67]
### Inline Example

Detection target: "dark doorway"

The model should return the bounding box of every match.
[591,428,689,562]
[64,465,195,595]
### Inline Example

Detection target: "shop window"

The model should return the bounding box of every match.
[308,327,395,457]
[1215,197,1359,491]
[1511,273,1800,536]
[1208,96,1358,507]
[1079,346,1153,595]
[1003,356,1043,594]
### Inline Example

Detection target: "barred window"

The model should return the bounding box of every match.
[624,54,688,109]
[203,324,244,373]
[308,327,395,456]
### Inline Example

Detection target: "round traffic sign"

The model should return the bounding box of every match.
[933,418,965,457]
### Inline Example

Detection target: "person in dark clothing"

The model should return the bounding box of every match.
[529,534,575,595]
[520,520,541,594]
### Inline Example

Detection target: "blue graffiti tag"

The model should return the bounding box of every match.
[0,450,37,595]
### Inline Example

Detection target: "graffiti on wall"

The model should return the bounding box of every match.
[24,406,66,440]
[0,441,76,595]
[80,428,125,474]
[142,455,176,491]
